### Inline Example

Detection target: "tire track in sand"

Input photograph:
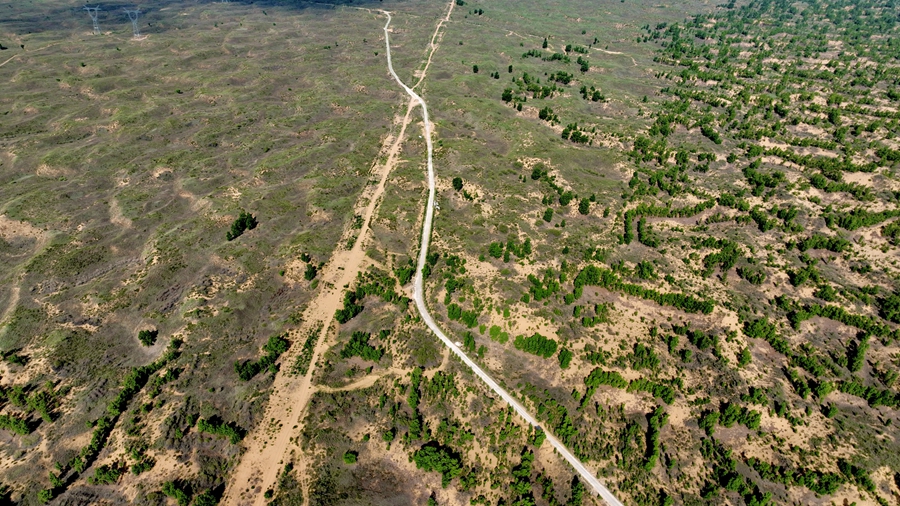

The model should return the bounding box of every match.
[221,4,455,504]
[222,100,416,506]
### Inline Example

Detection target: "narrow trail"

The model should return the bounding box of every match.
[221,4,458,503]
[316,374,383,393]
[0,41,64,69]
[382,9,624,506]
[594,47,638,66]
[316,367,401,393]
[412,0,455,90]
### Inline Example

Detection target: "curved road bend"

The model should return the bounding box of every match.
[379,12,624,506]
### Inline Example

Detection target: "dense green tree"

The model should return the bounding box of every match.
[514,333,558,358]
[411,441,464,488]
[226,210,258,241]
[137,329,157,347]
[578,198,590,215]
[340,331,386,362]
[881,293,900,323]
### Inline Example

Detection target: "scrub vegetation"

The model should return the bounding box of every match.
[1,0,899,504]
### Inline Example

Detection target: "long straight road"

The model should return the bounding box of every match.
[379,11,624,506]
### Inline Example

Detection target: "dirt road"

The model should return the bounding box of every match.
[381,8,624,506]
[225,2,621,504]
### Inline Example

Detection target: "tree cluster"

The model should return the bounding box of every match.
[410,441,464,488]
[226,210,258,241]
[513,333,558,358]
[340,330,386,362]
[234,334,290,381]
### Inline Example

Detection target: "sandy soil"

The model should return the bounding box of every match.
[223,99,417,505]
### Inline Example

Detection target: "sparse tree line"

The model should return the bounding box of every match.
[37,339,184,502]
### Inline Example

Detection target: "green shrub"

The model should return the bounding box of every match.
[162,480,192,506]
[635,261,656,280]
[226,210,258,241]
[743,317,790,354]
[736,264,766,284]
[797,233,850,253]
[644,406,668,470]
[881,293,900,323]
[882,220,900,245]
[340,331,386,362]
[628,343,659,370]
[411,441,464,488]
[578,198,591,215]
[527,271,560,301]
[737,347,751,367]
[447,303,479,328]
[513,333,558,358]
[847,334,869,373]
[88,463,124,485]
[197,417,245,444]
[234,334,290,381]
[627,379,675,404]
[558,348,573,369]
[335,291,364,323]
[193,491,218,506]
[38,489,54,504]
[0,414,30,435]
[488,325,509,344]
[747,457,844,495]
[574,265,714,314]
[137,329,158,347]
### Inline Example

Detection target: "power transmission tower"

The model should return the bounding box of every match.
[124,8,141,38]
[84,5,101,34]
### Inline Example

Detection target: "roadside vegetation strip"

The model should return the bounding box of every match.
[574,265,715,314]
[290,324,323,376]
[379,10,623,506]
